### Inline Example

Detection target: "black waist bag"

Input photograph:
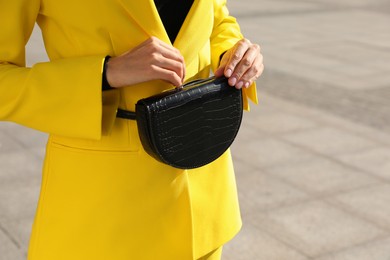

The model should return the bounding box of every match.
[117,76,243,169]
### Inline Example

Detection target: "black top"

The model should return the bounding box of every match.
[154,0,194,43]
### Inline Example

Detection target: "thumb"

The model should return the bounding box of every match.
[214,65,225,77]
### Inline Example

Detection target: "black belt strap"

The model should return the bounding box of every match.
[117,108,136,120]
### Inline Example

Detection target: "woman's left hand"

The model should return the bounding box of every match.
[214,38,264,89]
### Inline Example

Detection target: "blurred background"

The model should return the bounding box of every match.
[1,0,390,259]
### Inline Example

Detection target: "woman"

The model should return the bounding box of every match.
[0,0,263,259]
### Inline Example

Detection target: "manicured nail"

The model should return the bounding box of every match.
[244,82,250,88]
[226,69,232,77]
[236,81,244,89]
[229,77,237,86]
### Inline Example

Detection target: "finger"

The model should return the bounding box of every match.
[153,55,185,81]
[215,59,228,77]
[235,56,264,89]
[245,54,264,82]
[230,45,260,87]
[182,62,186,82]
[214,53,229,77]
[151,65,183,87]
[139,37,185,68]
[232,45,259,82]
[150,40,186,81]
[132,36,158,52]
[136,37,186,85]
[151,37,185,63]
[224,39,251,78]
[214,66,225,77]
[243,64,264,89]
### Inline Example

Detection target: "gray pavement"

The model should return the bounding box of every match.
[1,0,390,259]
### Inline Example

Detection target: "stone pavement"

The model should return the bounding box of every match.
[1,0,390,259]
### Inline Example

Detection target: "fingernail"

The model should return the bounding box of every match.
[229,77,237,86]
[244,82,250,88]
[236,81,244,89]
[226,69,232,77]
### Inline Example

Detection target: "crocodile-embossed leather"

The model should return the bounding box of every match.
[135,76,243,169]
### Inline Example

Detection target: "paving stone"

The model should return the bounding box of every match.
[264,158,380,196]
[252,200,386,258]
[0,122,48,150]
[300,39,390,74]
[25,24,48,66]
[232,117,266,143]
[228,0,325,18]
[233,160,310,215]
[0,228,24,260]
[0,214,34,254]
[0,131,24,154]
[0,183,40,250]
[261,69,390,133]
[263,92,390,146]
[312,0,390,8]
[282,127,379,156]
[0,174,40,222]
[273,42,390,91]
[0,151,42,181]
[315,237,390,260]
[223,221,309,260]
[232,135,317,169]
[331,184,390,230]
[337,147,390,180]
[0,152,41,251]
[28,146,47,161]
[245,110,318,135]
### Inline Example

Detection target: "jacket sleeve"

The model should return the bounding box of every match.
[0,0,119,140]
[211,0,258,110]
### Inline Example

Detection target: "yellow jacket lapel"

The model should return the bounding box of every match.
[117,0,170,43]
[174,0,212,66]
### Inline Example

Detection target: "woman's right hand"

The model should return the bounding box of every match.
[106,37,186,88]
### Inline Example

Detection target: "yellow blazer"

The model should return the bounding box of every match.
[0,0,258,259]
